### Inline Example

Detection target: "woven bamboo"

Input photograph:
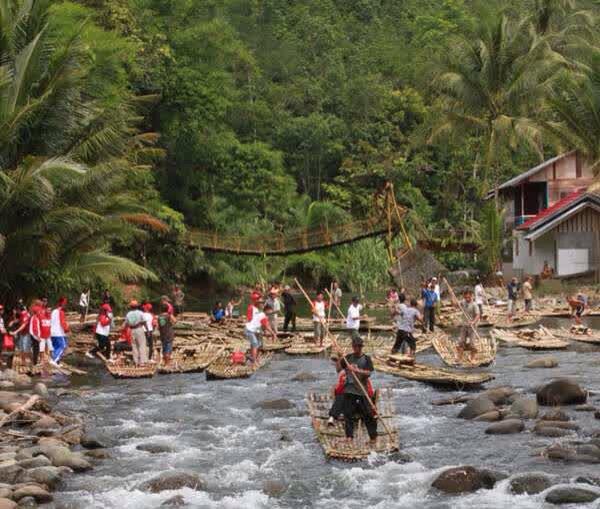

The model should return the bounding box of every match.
[284,337,332,355]
[106,362,157,379]
[490,327,570,350]
[261,337,293,351]
[553,326,600,345]
[206,352,273,380]
[307,389,399,461]
[493,317,539,329]
[158,344,224,374]
[431,330,496,368]
[372,356,494,388]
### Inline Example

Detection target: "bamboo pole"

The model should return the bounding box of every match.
[443,278,485,344]
[325,288,345,319]
[295,278,395,440]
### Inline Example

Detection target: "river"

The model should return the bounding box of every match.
[51,315,600,509]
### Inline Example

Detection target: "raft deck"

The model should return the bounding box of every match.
[206,352,273,380]
[431,331,496,368]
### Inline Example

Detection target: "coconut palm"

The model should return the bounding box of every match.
[429,8,568,195]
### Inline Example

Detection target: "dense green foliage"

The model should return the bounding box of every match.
[2,0,599,300]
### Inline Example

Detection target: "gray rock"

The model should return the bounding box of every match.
[510,398,539,419]
[485,419,524,435]
[32,384,48,399]
[0,454,14,464]
[479,387,516,405]
[12,374,31,387]
[526,357,558,368]
[17,457,51,470]
[0,383,14,390]
[0,392,26,413]
[473,410,502,422]
[431,466,497,494]
[15,496,35,508]
[136,444,173,454]
[253,399,296,411]
[534,421,579,431]
[85,449,111,460]
[31,416,58,431]
[161,495,185,507]
[35,445,91,472]
[575,404,597,412]
[12,484,52,502]
[458,398,496,420]
[595,410,600,419]
[80,433,106,450]
[291,372,318,382]
[20,467,62,489]
[0,499,14,509]
[0,489,10,500]
[537,379,587,406]
[545,486,600,505]
[262,479,288,497]
[535,427,573,438]
[575,476,600,487]
[546,444,577,462]
[509,472,554,495]
[0,463,23,484]
[138,471,206,493]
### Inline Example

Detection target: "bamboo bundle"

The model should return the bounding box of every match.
[553,325,600,345]
[372,356,494,388]
[307,389,399,461]
[431,330,496,368]
[105,362,157,379]
[490,327,570,350]
[158,343,224,374]
[261,337,293,351]
[493,317,539,329]
[206,352,272,380]
[284,337,332,355]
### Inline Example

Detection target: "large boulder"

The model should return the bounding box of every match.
[12,485,52,503]
[80,432,107,450]
[431,466,497,494]
[536,379,587,406]
[35,445,92,472]
[526,357,558,369]
[509,473,554,495]
[20,466,62,489]
[479,387,516,406]
[139,470,206,493]
[0,463,23,484]
[545,486,600,505]
[509,398,538,419]
[458,398,496,420]
[485,419,525,435]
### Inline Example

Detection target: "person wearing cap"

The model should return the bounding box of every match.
[338,335,377,443]
[281,286,297,332]
[50,297,70,365]
[142,302,155,360]
[507,277,520,321]
[345,296,365,342]
[244,302,276,363]
[125,300,148,366]
[87,303,113,359]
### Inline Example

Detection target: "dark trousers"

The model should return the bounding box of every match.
[392,330,415,353]
[32,340,39,365]
[146,332,154,360]
[424,307,435,332]
[329,394,344,419]
[342,393,378,440]
[283,311,296,332]
[91,334,111,359]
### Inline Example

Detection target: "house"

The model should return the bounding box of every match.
[494,151,599,277]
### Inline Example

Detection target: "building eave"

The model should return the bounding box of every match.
[524,201,600,241]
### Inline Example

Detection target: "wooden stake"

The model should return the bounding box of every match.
[0,395,40,428]
[295,279,395,440]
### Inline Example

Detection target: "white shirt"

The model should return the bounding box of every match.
[346,304,362,330]
[95,312,113,336]
[474,284,485,305]
[50,308,66,337]
[79,292,88,307]
[142,311,153,332]
[312,301,326,322]
[433,283,441,300]
[245,311,267,333]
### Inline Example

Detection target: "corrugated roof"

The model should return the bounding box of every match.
[497,151,576,191]
[517,188,586,230]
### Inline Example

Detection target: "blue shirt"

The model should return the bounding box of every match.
[422,289,438,308]
[213,308,225,321]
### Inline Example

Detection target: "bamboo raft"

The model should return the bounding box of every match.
[307,389,399,461]
[493,317,538,329]
[206,352,273,380]
[10,357,87,376]
[261,336,293,351]
[373,356,494,388]
[158,343,224,374]
[284,336,332,355]
[490,327,570,350]
[431,330,496,368]
[105,361,158,379]
[553,325,600,345]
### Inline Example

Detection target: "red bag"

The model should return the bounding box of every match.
[3,334,14,351]
[230,351,246,365]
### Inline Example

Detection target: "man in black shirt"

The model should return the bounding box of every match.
[281,286,297,332]
[339,336,377,442]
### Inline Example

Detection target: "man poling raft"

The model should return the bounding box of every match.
[295,279,395,445]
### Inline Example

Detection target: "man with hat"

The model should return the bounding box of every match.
[125,300,148,366]
[339,335,377,443]
[281,285,297,332]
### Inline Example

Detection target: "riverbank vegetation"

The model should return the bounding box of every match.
[1,0,599,300]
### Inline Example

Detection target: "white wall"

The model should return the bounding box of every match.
[512,230,555,276]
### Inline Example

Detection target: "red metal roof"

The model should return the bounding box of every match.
[518,188,587,230]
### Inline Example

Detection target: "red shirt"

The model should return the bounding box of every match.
[40,311,51,339]
[250,291,262,302]
[334,371,374,397]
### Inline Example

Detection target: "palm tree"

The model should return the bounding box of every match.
[429,8,567,198]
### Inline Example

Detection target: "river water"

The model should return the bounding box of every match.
[52,316,600,509]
